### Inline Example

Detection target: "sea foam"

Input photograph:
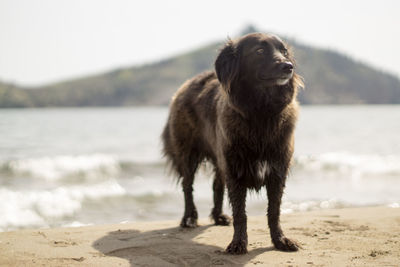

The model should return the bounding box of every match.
[0,179,126,231]
[1,154,120,181]
[294,152,400,178]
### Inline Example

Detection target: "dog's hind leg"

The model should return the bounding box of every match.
[179,153,201,228]
[211,168,231,226]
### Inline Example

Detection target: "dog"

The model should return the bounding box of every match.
[162,32,303,254]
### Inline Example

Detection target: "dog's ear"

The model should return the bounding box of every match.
[215,39,239,93]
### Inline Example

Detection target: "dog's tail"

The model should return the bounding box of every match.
[161,118,183,185]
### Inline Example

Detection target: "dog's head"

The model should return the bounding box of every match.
[215,33,303,111]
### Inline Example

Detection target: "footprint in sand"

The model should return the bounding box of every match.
[50,240,78,247]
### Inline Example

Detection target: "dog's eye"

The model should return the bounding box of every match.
[256,48,264,54]
[282,49,288,57]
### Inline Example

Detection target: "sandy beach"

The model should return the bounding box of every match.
[1,206,399,266]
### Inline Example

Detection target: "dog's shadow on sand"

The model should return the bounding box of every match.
[93,224,273,266]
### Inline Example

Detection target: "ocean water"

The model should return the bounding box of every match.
[0,106,399,232]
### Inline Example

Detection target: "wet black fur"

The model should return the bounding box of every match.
[162,33,303,254]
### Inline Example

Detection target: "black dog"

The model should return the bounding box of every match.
[162,32,303,254]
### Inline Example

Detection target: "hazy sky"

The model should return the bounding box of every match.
[1,0,399,86]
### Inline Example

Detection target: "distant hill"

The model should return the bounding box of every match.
[1,30,400,107]
[0,82,33,107]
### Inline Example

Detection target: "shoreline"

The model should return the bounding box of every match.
[1,206,399,266]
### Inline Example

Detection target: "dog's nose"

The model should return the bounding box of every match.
[279,62,293,73]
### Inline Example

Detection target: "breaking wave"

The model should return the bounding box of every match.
[0,179,126,231]
[294,152,400,178]
[0,154,165,182]
[1,151,399,232]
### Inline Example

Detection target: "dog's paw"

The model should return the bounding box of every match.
[180,216,198,228]
[214,214,231,226]
[273,236,300,252]
[226,239,248,254]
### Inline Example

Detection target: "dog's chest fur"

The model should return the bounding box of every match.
[223,117,286,190]
[239,159,271,190]
[257,160,270,181]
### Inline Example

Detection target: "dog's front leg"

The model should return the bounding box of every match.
[266,171,299,251]
[226,179,248,254]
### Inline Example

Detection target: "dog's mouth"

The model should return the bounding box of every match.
[259,72,293,85]
[275,78,290,86]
